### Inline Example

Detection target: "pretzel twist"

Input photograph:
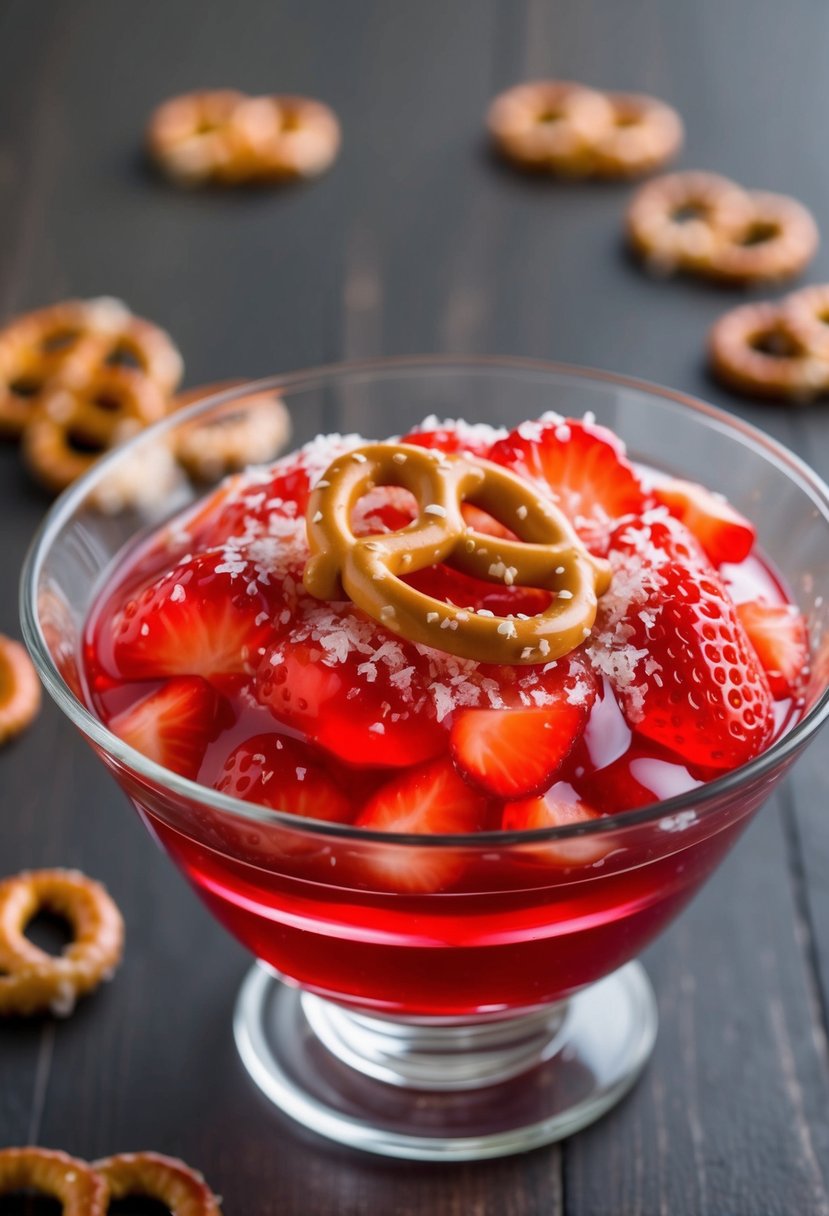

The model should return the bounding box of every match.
[0,297,182,438]
[303,443,611,665]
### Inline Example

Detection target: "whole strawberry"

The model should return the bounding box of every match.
[589,511,774,770]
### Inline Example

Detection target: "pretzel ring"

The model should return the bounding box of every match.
[22,367,169,493]
[0,869,124,1016]
[173,381,292,481]
[590,92,683,178]
[0,633,41,744]
[487,80,614,175]
[146,89,249,185]
[0,297,182,438]
[781,283,829,361]
[231,94,341,180]
[708,301,829,401]
[303,443,611,665]
[94,1152,223,1215]
[626,171,755,274]
[0,1148,108,1214]
[703,191,819,284]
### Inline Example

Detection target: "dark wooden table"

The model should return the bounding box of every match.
[2,1,829,1212]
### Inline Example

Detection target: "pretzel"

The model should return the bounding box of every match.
[0,634,41,744]
[94,1152,223,1215]
[782,283,829,360]
[589,92,683,178]
[0,869,124,1016]
[146,89,249,184]
[0,1148,108,1214]
[708,300,829,401]
[702,192,819,284]
[231,94,341,180]
[147,90,340,185]
[627,171,756,274]
[487,80,615,175]
[303,443,611,665]
[22,366,169,493]
[173,381,292,481]
[0,297,182,438]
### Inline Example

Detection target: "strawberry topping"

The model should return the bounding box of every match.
[488,417,646,554]
[736,600,809,700]
[214,733,354,823]
[110,549,278,684]
[590,512,774,769]
[654,478,755,566]
[110,676,224,779]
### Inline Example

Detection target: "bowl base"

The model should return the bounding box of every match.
[233,961,658,1160]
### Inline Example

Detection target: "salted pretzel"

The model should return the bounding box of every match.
[23,366,169,493]
[94,1152,223,1215]
[232,94,341,180]
[589,92,683,178]
[702,191,819,284]
[173,380,292,481]
[0,869,124,1016]
[0,297,182,438]
[0,1148,108,1214]
[303,443,611,665]
[708,300,829,401]
[782,283,829,360]
[0,634,41,744]
[487,80,615,175]
[626,171,756,274]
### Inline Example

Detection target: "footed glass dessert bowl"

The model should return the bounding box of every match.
[21,358,829,1160]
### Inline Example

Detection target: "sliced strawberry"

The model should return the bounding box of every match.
[736,600,809,700]
[405,562,552,620]
[255,608,448,767]
[109,676,222,779]
[451,703,584,798]
[595,513,774,769]
[214,733,354,823]
[578,742,704,814]
[110,550,278,684]
[502,784,607,866]
[356,758,489,891]
[352,484,417,536]
[400,419,503,459]
[488,417,646,554]
[654,478,755,566]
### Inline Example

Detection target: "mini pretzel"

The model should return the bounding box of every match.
[173,381,292,481]
[627,171,755,274]
[0,634,41,744]
[0,869,124,1016]
[94,1152,223,1215]
[22,367,169,493]
[782,283,829,360]
[146,89,249,184]
[0,297,182,438]
[231,94,341,180]
[708,301,829,401]
[303,443,611,665]
[703,192,819,284]
[589,92,683,178]
[0,1148,107,1214]
[487,80,615,175]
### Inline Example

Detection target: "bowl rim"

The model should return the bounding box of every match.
[19,353,829,847]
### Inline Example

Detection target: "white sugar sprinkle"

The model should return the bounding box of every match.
[424,503,446,517]
[312,511,323,523]
[516,505,528,520]
[393,452,407,464]
[352,452,367,463]
[170,583,185,602]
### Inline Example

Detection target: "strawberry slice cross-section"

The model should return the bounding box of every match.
[109,675,224,780]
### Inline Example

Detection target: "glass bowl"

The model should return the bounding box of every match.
[20,358,829,1160]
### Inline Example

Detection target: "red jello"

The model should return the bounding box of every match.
[80,413,809,1015]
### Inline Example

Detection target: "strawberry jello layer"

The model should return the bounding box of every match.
[83,412,809,846]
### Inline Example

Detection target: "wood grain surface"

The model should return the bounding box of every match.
[1,1,829,1213]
